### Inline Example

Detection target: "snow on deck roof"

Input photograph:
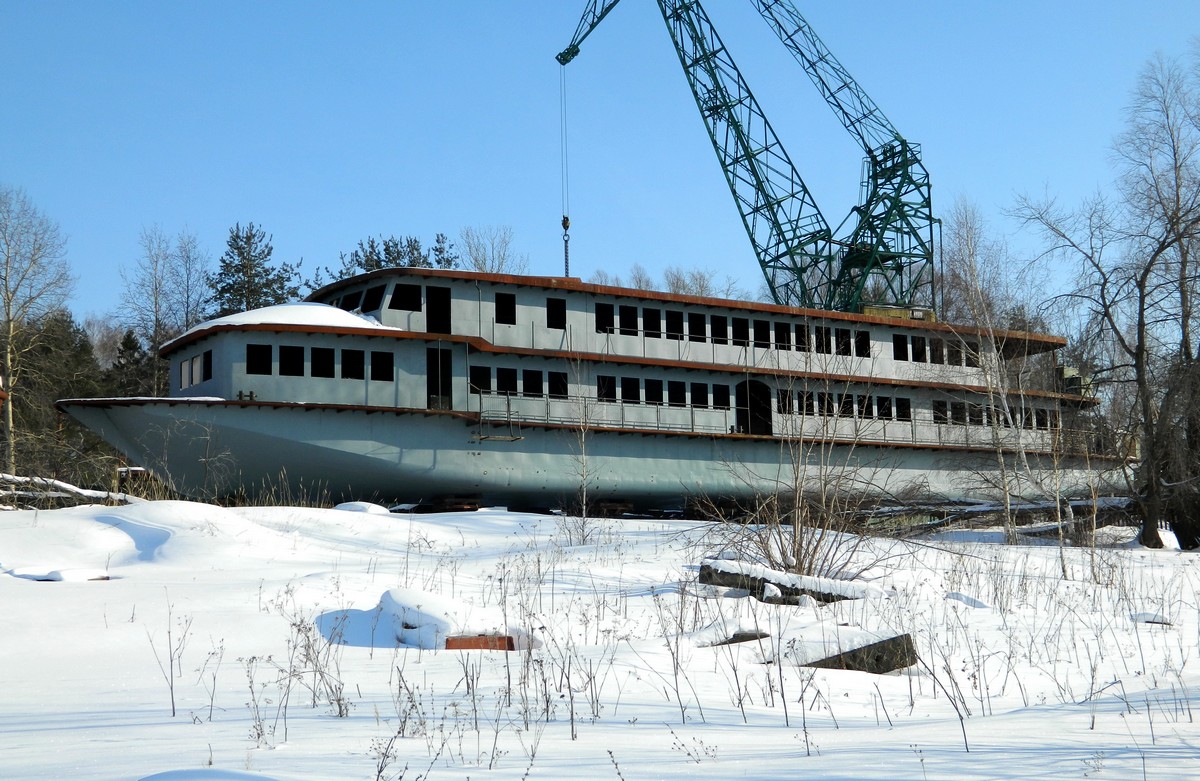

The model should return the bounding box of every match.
[164,303,395,352]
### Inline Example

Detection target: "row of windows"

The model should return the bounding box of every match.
[931,399,1060,430]
[595,375,733,409]
[178,350,213,389]
[469,365,570,399]
[893,334,981,368]
[776,390,914,422]
[245,344,394,381]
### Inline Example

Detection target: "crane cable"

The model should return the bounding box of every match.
[559,65,571,277]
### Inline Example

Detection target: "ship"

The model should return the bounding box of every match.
[57,267,1116,508]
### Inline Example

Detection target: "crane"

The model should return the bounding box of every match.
[557,0,936,314]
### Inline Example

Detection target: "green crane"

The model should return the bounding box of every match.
[558,0,935,313]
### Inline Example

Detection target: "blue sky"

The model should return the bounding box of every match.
[3,1,1199,320]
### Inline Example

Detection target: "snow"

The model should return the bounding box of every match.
[165,302,394,349]
[2,501,1198,780]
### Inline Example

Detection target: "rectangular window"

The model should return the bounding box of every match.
[969,403,984,426]
[815,326,832,354]
[835,328,852,356]
[753,319,771,348]
[202,350,213,382]
[246,344,272,375]
[819,392,835,416]
[876,396,893,420]
[892,334,909,361]
[777,388,794,414]
[838,393,854,417]
[930,337,945,364]
[426,286,452,334]
[620,376,640,403]
[389,283,422,311]
[712,384,730,410]
[595,302,614,334]
[948,341,963,365]
[950,401,967,425]
[796,323,810,352]
[361,285,387,312]
[800,391,814,415]
[855,330,871,358]
[191,355,202,386]
[495,292,517,325]
[688,312,706,342]
[932,399,949,424]
[311,347,335,378]
[469,365,491,393]
[524,369,543,397]
[619,305,639,336]
[279,345,304,376]
[856,394,872,418]
[911,336,927,363]
[691,382,708,408]
[710,315,728,345]
[597,374,616,401]
[497,367,518,395]
[1035,408,1049,429]
[370,351,394,382]
[179,360,189,389]
[665,310,684,340]
[896,397,912,422]
[339,290,363,311]
[643,307,661,338]
[547,297,566,329]
[342,349,365,379]
[732,317,750,346]
[774,322,792,351]
[645,378,664,405]
[965,341,981,368]
[667,380,686,407]
[549,371,568,399]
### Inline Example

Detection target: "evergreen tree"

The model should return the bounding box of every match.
[310,233,460,289]
[101,329,156,397]
[209,222,301,317]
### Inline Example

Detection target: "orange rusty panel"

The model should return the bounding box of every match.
[445,635,515,651]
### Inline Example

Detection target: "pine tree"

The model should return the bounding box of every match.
[209,222,300,317]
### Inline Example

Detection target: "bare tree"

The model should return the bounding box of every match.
[460,225,528,274]
[1017,50,1200,548]
[121,226,173,394]
[0,185,74,475]
[168,229,211,331]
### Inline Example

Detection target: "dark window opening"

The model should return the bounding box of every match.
[339,290,363,311]
[246,344,272,375]
[425,348,452,409]
[279,345,304,377]
[930,337,945,364]
[911,335,927,363]
[547,297,567,330]
[895,397,912,421]
[838,393,854,417]
[497,367,518,395]
[311,347,335,378]
[965,341,981,368]
[1035,408,1049,429]
[202,350,213,382]
[361,285,387,312]
[892,334,909,361]
[855,330,871,358]
[667,380,686,407]
[596,374,616,401]
[426,285,452,334]
[876,396,893,420]
[495,292,516,325]
[712,384,730,410]
[549,371,568,399]
[341,349,365,380]
[777,389,794,414]
[643,308,661,338]
[948,341,963,365]
[732,317,750,346]
[691,382,708,408]
[835,328,852,356]
[389,283,422,311]
[619,305,639,336]
[469,365,491,393]
[969,403,984,426]
[796,324,810,352]
[665,310,684,340]
[753,319,771,348]
[815,326,832,354]
[932,399,949,424]
[710,315,728,345]
[950,401,967,425]
[818,392,835,416]
[645,378,664,405]
[688,312,707,342]
[800,391,814,415]
[856,394,872,418]
[621,376,640,403]
[370,351,394,382]
[774,322,791,351]
[523,369,543,397]
[595,303,614,334]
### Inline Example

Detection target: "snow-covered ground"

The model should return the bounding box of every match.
[2,501,1197,780]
